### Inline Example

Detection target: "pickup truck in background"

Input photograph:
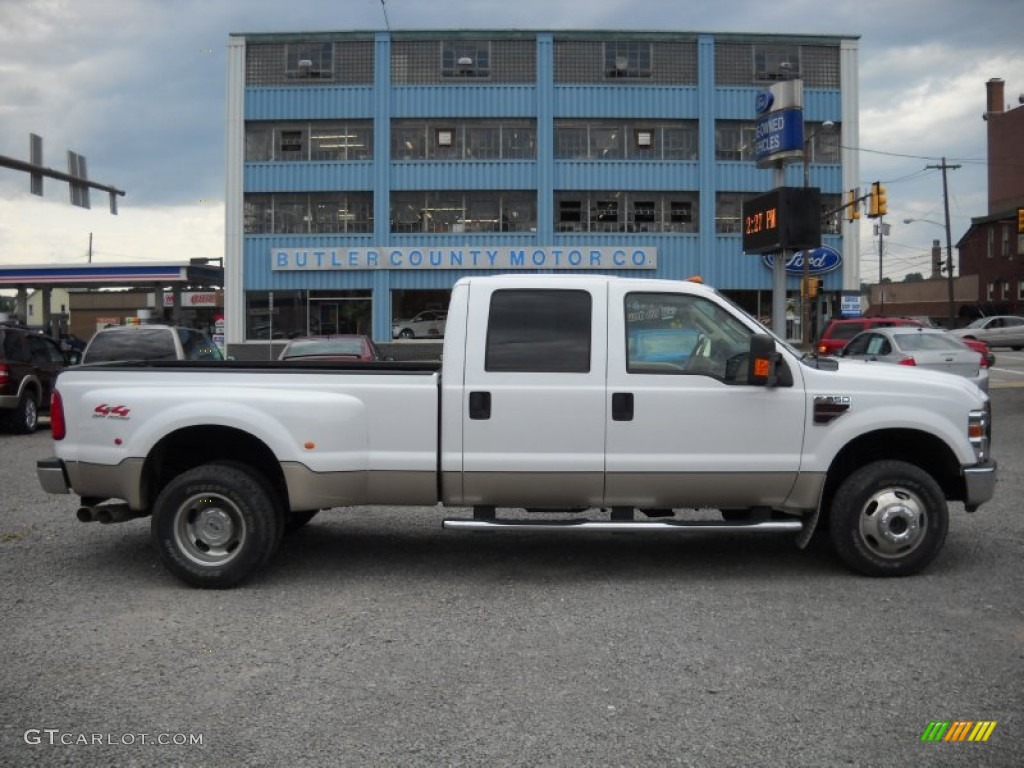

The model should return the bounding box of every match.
[37,274,997,588]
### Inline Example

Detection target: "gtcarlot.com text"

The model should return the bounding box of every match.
[24,729,203,747]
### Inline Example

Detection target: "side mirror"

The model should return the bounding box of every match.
[746,333,792,387]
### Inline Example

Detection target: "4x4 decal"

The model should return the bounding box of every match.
[93,404,131,419]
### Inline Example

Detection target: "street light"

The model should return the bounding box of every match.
[800,121,834,347]
[904,217,955,326]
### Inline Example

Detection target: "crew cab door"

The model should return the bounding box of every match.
[604,285,806,509]
[456,280,608,507]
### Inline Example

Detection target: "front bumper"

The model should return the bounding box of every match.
[963,460,997,512]
[37,457,71,495]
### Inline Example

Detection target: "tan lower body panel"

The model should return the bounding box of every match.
[281,463,436,510]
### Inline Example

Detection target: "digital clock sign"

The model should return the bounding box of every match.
[742,187,822,254]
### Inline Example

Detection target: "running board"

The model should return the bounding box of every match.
[442,518,803,534]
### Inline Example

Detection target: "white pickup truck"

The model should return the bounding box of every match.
[37,274,996,588]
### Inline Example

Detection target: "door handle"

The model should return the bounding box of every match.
[612,392,634,421]
[469,391,491,420]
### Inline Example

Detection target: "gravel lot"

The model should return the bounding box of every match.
[1,391,1022,767]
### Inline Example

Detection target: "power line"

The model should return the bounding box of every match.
[379,0,390,30]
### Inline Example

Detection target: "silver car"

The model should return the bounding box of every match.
[839,326,989,392]
[391,310,447,339]
[951,315,1024,350]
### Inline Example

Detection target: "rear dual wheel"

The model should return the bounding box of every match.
[151,462,281,588]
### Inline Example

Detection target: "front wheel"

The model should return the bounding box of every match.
[829,460,948,577]
[151,463,281,588]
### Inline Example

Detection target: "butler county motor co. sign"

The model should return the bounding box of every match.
[272,246,657,271]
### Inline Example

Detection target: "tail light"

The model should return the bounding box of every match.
[898,357,917,366]
[0,363,9,386]
[978,353,990,369]
[50,389,66,440]
[817,344,827,355]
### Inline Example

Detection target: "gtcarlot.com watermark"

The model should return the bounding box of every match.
[24,729,203,747]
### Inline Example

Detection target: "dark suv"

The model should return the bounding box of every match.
[0,324,77,433]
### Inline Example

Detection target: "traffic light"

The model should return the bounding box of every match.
[867,181,887,218]
[846,189,861,222]
[1017,206,1024,234]
[801,277,821,298]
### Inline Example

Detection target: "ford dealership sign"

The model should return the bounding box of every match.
[761,245,842,275]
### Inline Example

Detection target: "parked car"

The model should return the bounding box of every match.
[950,315,1024,350]
[0,323,77,433]
[959,337,996,368]
[392,310,446,339]
[82,324,223,364]
[278,335,384,362]
[838,326,989,392]
[816,316,924,356]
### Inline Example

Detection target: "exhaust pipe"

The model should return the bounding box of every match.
[77,504,146,525]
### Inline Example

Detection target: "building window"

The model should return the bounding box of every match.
[243,193,373,234]
[554,120,697,161]
[987,281,995,301]
[486,290,592,373]
[821,194,842,235]
[391,119,535,160]
[715,193,746,234]
[1002,224,1011,257]
[805,122,841,164]
[555,192,698,233]
[604,41,652,79]
[594,198,621,231]
[286,42,333,79]
[753,44,800,81]
[246,122,373,162]
[1017,280,1024,301]
[441,41,491,78]
[390,191,536,234]
[988,228,994,258]
[715,122,758,161]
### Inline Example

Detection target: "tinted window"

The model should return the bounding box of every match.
[85,328,178,363]
[893,333,963,352]
[485,289,591,373]
[179,329,223,361]
[625,292,752,381]
[843,334,872,355]
[27,336,64,364]
[832,323,866,340]
[1,330,30,363]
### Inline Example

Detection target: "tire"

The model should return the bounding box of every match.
[151,462,281,588]
[828,460,948,577]
[285,509,319,534]
[9,391,38,434]
[399,328,415,339]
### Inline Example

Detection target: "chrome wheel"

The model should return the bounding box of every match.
[856,487,927,559]
[173,492,246,567]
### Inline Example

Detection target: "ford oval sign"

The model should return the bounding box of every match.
[755,90,775,114]
[761,245,843,275]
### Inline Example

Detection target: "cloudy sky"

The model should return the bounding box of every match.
[1,0,1021,282]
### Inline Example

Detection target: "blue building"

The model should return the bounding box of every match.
[224,30,860,351]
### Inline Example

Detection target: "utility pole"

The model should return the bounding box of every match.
[878,217,885,314]
[926,157,961,326]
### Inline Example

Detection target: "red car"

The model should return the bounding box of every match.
[816,317,924,356]
[277,335,384,362]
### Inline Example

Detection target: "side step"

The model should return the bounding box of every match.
[442,518,803,534]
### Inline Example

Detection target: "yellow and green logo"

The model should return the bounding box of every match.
[921,721,997,742]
